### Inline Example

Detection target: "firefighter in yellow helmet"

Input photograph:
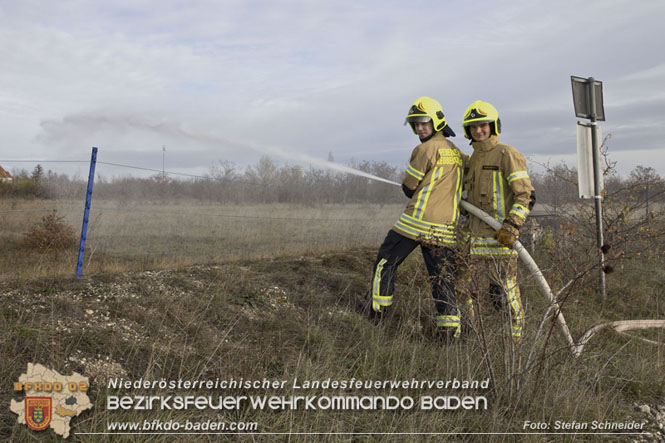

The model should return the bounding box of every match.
[461,100,535,344]
[367,96,468,342]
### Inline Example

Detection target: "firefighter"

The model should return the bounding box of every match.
[368,96,468,341]
[461,100,535,345]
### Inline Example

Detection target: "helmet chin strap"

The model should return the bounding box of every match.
[419,133,435,143]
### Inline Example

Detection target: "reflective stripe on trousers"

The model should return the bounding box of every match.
[436,314,461,337]
[462,254,524,338]
[372,258,392,311]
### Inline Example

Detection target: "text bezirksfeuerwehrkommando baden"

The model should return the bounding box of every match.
[106,394,488,411]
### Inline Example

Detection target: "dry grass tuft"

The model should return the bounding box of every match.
[22,210,77,251]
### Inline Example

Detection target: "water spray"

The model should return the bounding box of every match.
[40,114,401,187]
[172,124,402,186]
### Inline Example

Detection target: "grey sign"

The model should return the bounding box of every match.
[571,76,605,121]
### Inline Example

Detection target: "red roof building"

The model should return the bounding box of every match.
[0,165,13,181]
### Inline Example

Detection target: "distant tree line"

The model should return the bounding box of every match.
[529,163,665,211]
[1,157,663,209]
[0,157,403,204]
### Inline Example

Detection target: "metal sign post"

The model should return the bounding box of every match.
[571,76,606,299]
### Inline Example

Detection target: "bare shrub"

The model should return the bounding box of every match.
[23,211,77,251]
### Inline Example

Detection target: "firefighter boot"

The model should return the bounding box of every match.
[437,326,460,345]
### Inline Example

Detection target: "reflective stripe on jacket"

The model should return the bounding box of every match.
[464,135,534,255]
[393,132,468,245]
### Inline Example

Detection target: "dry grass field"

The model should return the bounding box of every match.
[0,199,403,279]
[2,197,665,441]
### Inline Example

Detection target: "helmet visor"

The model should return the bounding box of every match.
[406,116,432,123]
[463,117,493,127]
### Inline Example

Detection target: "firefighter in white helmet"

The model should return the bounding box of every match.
[367,96,468,342]
[461,100,535,344]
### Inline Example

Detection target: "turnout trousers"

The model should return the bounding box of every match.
[371,229,459,334]
[461,254,524,340]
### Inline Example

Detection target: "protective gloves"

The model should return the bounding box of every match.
[402,184,415,199]
[494,222,519,248]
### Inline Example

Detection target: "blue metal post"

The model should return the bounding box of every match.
[646,182,649,216]
[76,147,98,278]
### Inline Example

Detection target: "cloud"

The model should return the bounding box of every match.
[1,0,664,179]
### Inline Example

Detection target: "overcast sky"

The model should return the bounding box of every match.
[1,0,664,181]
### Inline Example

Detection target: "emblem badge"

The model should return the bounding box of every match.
[25,397,52,431]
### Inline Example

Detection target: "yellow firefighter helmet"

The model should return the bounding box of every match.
[405,96,456,137]
[462,100,502,139]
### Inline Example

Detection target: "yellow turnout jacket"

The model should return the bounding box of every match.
[393,131,468,245]
[464,135,534,255]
